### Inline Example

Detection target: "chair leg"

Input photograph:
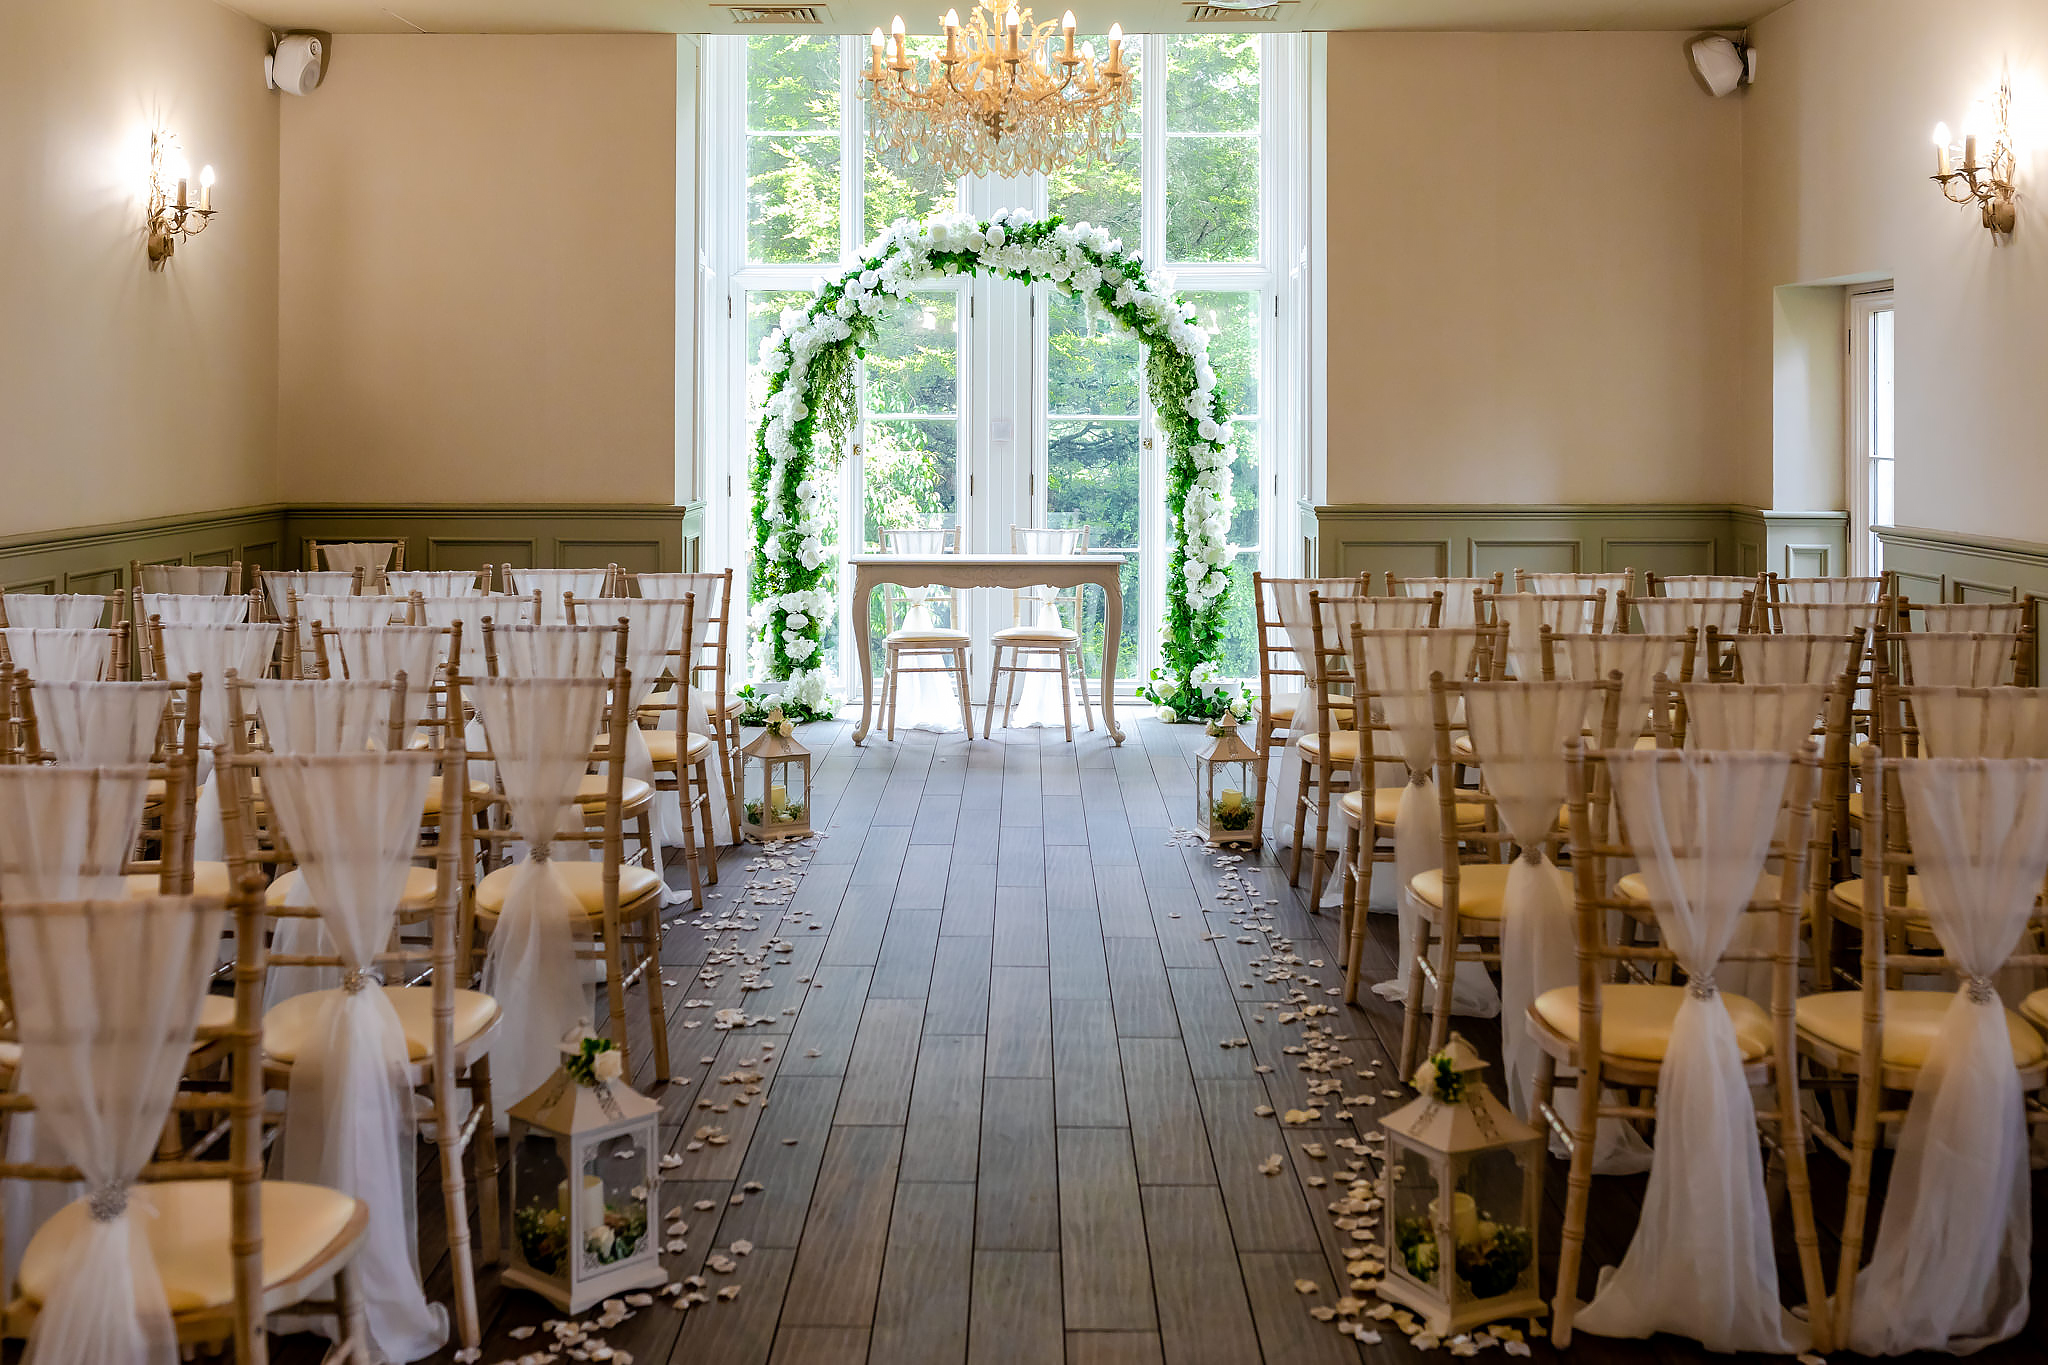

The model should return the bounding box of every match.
[884,649,900,741]
[1058,649,1075,742]
[1427,916,1458,1059]
[1345,851,1372,1006]
[1002,656,1021,730]
[1306,777,1333,909]
[643,908,672,1083]
[1551,1046,1605,1347]
[1289,757,1312,886]
[692,756,719,887]
[436,1059,481,1350]
[954,647,974,733]
[1073,645,1096,732]
[470,1054,501,1266]
[336,1258,374,1363]
[676,771,707,911]
[982,646,1003,738]
[603,930,632,1078]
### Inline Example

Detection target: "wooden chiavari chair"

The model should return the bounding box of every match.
[985,525,1096,740]
[307,539,404,576]
[499,566,616,624]
[1516,570,1632,623]
[133,560,241,596]
[1387,572,1501,629]
[1540,741,1829,1349]
[637,569,743,844]
[1252,573,1368,808]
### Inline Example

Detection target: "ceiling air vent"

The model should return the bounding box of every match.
[1185,0,1289,19]
[718,4,827,24]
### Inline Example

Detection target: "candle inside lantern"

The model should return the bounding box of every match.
[1219,788,1244,813]
[1429,1191,1481,1245]
[559,1173,607,1230]
[769,783,788,817]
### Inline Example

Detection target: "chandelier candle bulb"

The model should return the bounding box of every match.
[1106,23,1123,75]
[1007,8,1021,59]
[891,15,907,70]
[870,27,885,78]
[944,9,959,60]
[1062,10,1075,55]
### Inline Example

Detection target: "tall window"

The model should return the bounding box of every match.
[703,32,1310,693]
[1848,288,1895,577]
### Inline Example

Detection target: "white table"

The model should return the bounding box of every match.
[846,552,1129,745]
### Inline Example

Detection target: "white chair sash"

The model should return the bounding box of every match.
[0,766,150,901]
[260,751,447,1360]
[1260,578,1384,853]
[1,594,108,629]
[141,593,248,626]
[1394,578,1490,629]
[1576,748,1804,1353]
[292,593,395,655]
[252,678,394,755]
[3,894,223,1365]
[1657,575,1754,599]
[262,573,355,624]
[493,624,617,679]
[316,542,400,576]
[1522,571,1630,600]
[1772,599,1883,638]
[387,570,483,599]
[1902,687,2048,759]
[1501,594,1602,679]
[326,626,440,744]
[413,595,534,662]
[1680,683,1827,752]
[1915,601,2026,634]
[1632,598,1745,679]
[471,677,606,1103]
[3,628,117,682]
[137,564,233,595]
[1844,759,2048,1353]
[1899,632,2017,688]
[1356,629,1498,1015]
[1552,633,1689,741]
[1777,576,1882,604]
[157,623,279,864]
[602,597,693,864]
[31,683,171,766]
[1728,633,1854,686]
[508,569,608,625]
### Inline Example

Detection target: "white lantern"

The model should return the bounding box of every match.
[740,705,813,840]
[1378,1035,1545,1336]
[1195,719,1263,845]
[503,1033,665,1313]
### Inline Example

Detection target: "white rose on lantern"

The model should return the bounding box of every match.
[593,1049,624,1083]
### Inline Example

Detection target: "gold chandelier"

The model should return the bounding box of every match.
[864,2,1134,180]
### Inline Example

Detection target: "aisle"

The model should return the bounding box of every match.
[365,715,2048,1365]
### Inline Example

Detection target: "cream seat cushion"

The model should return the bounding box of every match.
[125,861,233,899]
[422,778,495,816]
[639,730,713,766]
[1262,691,1355,725]
[18,1179,359,1314]
[474,861,664,921]
[993,624,1078,643]
[1797,989,2046,1069]
[1409,863,1514,920]
[1533,982,1774,1063]
[1619,870,1786,909]
[2021,988,2048,1033]
[1340,788,1487,827]
[887,627,970,645]
[1296,732,1362,764]
[265,864,439,913]
[574,774,653,811]
[265,985,500,1065]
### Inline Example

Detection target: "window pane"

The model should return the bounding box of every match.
[1047,291,1141,416]
[746,289,819,412]
[1166,135,1259,262]
[1167,35,1259,133]
[749,134,841,264]
[1216,549,1260,680]
[1227,417,1259,548]
[865,293,959,414]
[1183,291,1258,417]
[747,36,840,132]
[864,419,958,550]
[1048,40,1142,247]
[1047,417,1140,553]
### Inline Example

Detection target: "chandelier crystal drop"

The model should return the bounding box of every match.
[863,2,1136,180]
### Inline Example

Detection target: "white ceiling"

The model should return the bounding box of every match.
[222,0,1786,37]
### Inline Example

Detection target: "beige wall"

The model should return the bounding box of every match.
[0,0,280,539]
[1322,31,1745,507]
[1744,0,2048,541]
[277,34,683,507]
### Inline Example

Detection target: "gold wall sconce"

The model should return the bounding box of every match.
[146,131,218,270]
[1931,78,2018,238]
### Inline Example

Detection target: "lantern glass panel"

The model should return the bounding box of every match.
[580,1129,655,1273]
[1451,1147,1536,1303]
[1388,1139,1445,1290]
[510,1131,573,1277]
[1207,758,1256,834]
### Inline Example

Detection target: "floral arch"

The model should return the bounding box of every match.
[750,210,1247,724]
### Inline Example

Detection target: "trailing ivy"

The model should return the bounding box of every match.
[751,210,1252,724]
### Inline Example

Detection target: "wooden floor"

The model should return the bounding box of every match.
[330,716,2043,1365]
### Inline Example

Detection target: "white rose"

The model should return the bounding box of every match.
[593,1048,624,1083]
[588,1223,616,1256]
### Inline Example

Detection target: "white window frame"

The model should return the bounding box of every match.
[700,33,1311,694]
[1847,285,1895,578]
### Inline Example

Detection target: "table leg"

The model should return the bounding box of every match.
[1098,571,1125,745]
[852,568,876,744]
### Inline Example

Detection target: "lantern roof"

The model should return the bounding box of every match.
[508,1062,660,1135]
[1199,722,1260,765]
[741,716,810,760]
[1381,1036,1539,1154]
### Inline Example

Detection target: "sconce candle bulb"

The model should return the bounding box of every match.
[1929,78,2018,238]
[145,131,218,271]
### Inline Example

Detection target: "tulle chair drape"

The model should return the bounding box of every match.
[260,750,447,1360]
[388,571,483,599]
[1574,748,1805,1353]
[1729,633,1855,686]
[141,593,249,626]
[30,682,172,766]
[1633,598,1746,679]
[3,895,224,1365]
[1500,594,1602,679]
[1681,682,1827,752]
[1,628,118,682]
[1902,687,2048,759]
[1,595,108,629]
[507,570,608,625]
[597,598,693,863]
[0,765,150,901]
[261,572,355,624]
[470,676,606,1104]
[325,626,441,743]
[157,623,279,863]
[1357,629,1499,1016]
[1846,758,2048,1354]
[413,595,537,658]
[1899,632,2019,688]
[1551,633,1688,741]
[136,564,233,595]
[492,624,617,679]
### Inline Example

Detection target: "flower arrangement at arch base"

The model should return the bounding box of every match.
[749,209,1249,725]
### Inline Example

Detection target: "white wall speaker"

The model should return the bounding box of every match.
[267,33,326,96]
